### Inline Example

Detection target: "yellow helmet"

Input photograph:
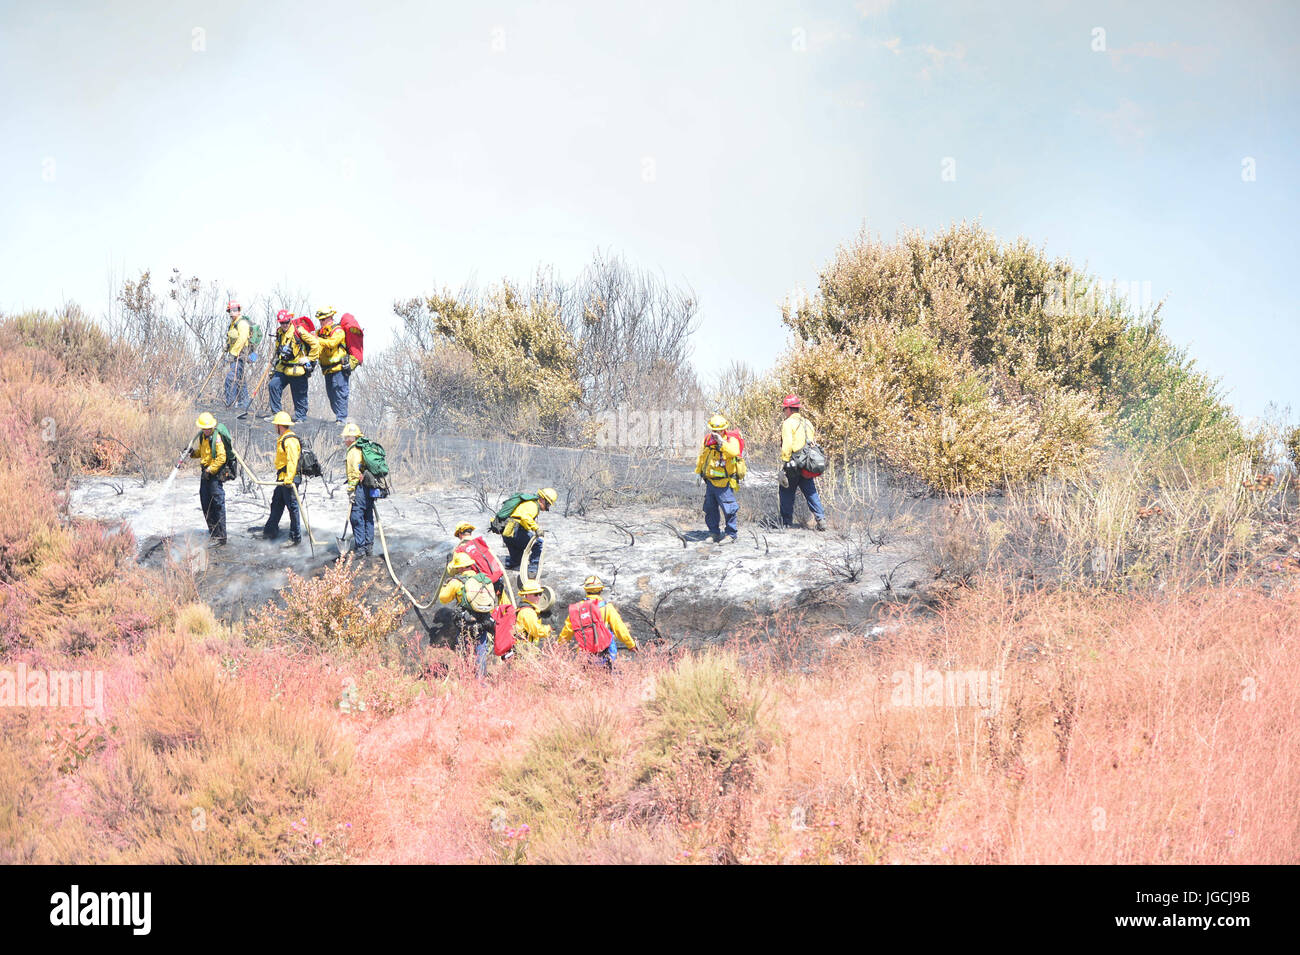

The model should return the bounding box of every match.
[271,412,294,427]
[518,583,543,598]
[708,414,729,431]
[448,552,476,572]
[315,306,337,322]
[582,575,604,594]
[538,487,558,506]
[453,521,475,537]
[341,422,362,439]
[195,412,217,430]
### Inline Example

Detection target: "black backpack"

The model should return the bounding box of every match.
[298,447,322,478]
[285,435,322,479]
[214,424,238,483]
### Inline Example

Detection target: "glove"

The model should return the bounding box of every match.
[779,467,790,489]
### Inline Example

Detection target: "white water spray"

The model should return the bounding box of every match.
[160,464,181,500]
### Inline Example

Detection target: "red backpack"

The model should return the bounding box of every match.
[491,603,517,657]
[455,537,504,583]
[566,599,614,653]
[339,313,364,366]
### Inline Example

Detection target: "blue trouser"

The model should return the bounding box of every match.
[350,487,377,552]
[223,356,251,408]
[779,471,825,525]
[199,472,226,539]
[323,367,350,423]
[264,482,301,540]
[504,528,542,575]
[268,371,309,420]
[703,483,739,538]
[456,613,492,679]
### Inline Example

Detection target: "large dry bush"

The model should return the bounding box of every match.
[774,222,1244,492]
[246,556,408,653]
[0,313,182,655]
[379,253,703,444]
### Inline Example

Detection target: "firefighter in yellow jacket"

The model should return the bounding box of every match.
[300,306,351,423]
[268,313,320,421]
[223,301,254,412]
[502,488,557,577]
[255,412,302,547]
[440,551,499,677]
[779,394,826,531]
[558,575,636,670]
[183,412,228,546]
[694,414,742,544]
[342,422,378,558]
[514,585,553,643]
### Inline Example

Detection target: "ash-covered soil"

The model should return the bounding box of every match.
[71,427,931,646]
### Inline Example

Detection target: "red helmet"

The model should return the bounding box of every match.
[227,300,241,312]
[276,309,291,323]
[782,394,801,409]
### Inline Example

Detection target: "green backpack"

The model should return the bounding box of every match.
[354,436,389,478]
[489,492,538,535]
[248,323,264,348]
[214,423,238,483]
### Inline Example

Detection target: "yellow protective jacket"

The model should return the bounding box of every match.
[226,317,250,357]
[345,443,364,492]
[516,605,553,642]
[695,433,742,488]
[503,499,541,537]
[781,413,815,463]
[273,326,320,377]
[275,430,301,484]
[559,599,636,651]
[438,578,465,605]
[302,324,349,374]
[190,430,226,477]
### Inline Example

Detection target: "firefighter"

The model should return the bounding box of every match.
[694,414,742,544]
[256,411,302,547]
[515,585,554,643]
[779,395,826,531]
[222,301,253,411]
[558,575,636,671]
[439,551,498,677]
[502,488,557,576]
[342,422,378,557]
[186,412,228,546]
[301,306,350,423]
[267,312,319,421]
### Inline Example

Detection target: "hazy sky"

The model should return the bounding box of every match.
[2,0,1296,418]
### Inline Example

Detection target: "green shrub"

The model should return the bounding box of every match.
[489,703,625,847]
[637,652,777,859]
[777,222,1244,491]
